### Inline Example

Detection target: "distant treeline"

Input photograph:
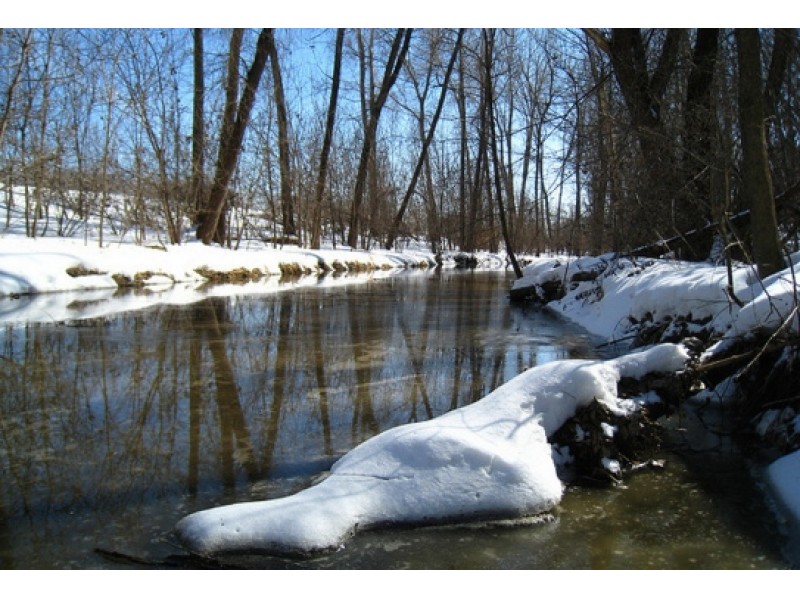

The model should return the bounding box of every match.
[1,29,797,275]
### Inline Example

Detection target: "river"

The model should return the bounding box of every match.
[0,270,793,568]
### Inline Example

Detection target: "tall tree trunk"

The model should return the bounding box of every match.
[483,29,523,278]
[503,70,516,248]
[764,29,794,133]
[735,29,783,278]
[265,30,295,239]
[310,29,344,250]
[196,28,242,244]
[197,29,271,245]
[423,148,439,252]
[763,28,795,190]
[457,44,469,250]
[684,29,719,222]
[347,28,412,249]
[536,121,551,240]
[573,97,583,256]
[532,116,541,250]
[466,98,486,253]
[220,30,243,159]
[518,105,534,251]
[588,46,610,254]
[191,28,206,217]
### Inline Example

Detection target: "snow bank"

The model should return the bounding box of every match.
[0,236,436,299]
[515,253,800,555]
[715,268,800,338]
[548,257,755,341]
[176,344,688,556]
[513,254,800,346]
[0,234,439,324]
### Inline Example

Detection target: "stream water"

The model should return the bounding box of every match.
[0,270,793,568]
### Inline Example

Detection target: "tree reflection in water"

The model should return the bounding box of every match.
[0,271,596,568]
[191,298,258,490]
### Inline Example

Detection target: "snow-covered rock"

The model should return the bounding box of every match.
[176,344,688,556]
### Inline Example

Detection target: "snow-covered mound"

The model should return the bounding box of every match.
[176,344,688,556]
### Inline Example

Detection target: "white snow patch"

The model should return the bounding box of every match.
[600,422,617,439]
[601,457,621,475]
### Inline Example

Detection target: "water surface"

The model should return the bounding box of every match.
[0,270,792,568]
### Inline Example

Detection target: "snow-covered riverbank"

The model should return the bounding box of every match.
[512,253,800,558]
[3,226,799,562]
[0,234,437,295]
[0,234,441,323]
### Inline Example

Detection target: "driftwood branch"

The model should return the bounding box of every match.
[693,350,757,374]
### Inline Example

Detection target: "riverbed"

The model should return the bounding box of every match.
[0,270,792,568]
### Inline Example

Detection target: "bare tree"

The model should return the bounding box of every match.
[763,29,798,203]
[483,29,522,278]
[683,29,720,217]
[347,28,412,249]
[584,29,687,244]
[454,39,469,250]
[386,29,464,251]
[264,29,295,240]
[117,29,188,244]
[310,28,345,250]
[190,28,206,216]
[0,29,31,150]
[197,29,271,245]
